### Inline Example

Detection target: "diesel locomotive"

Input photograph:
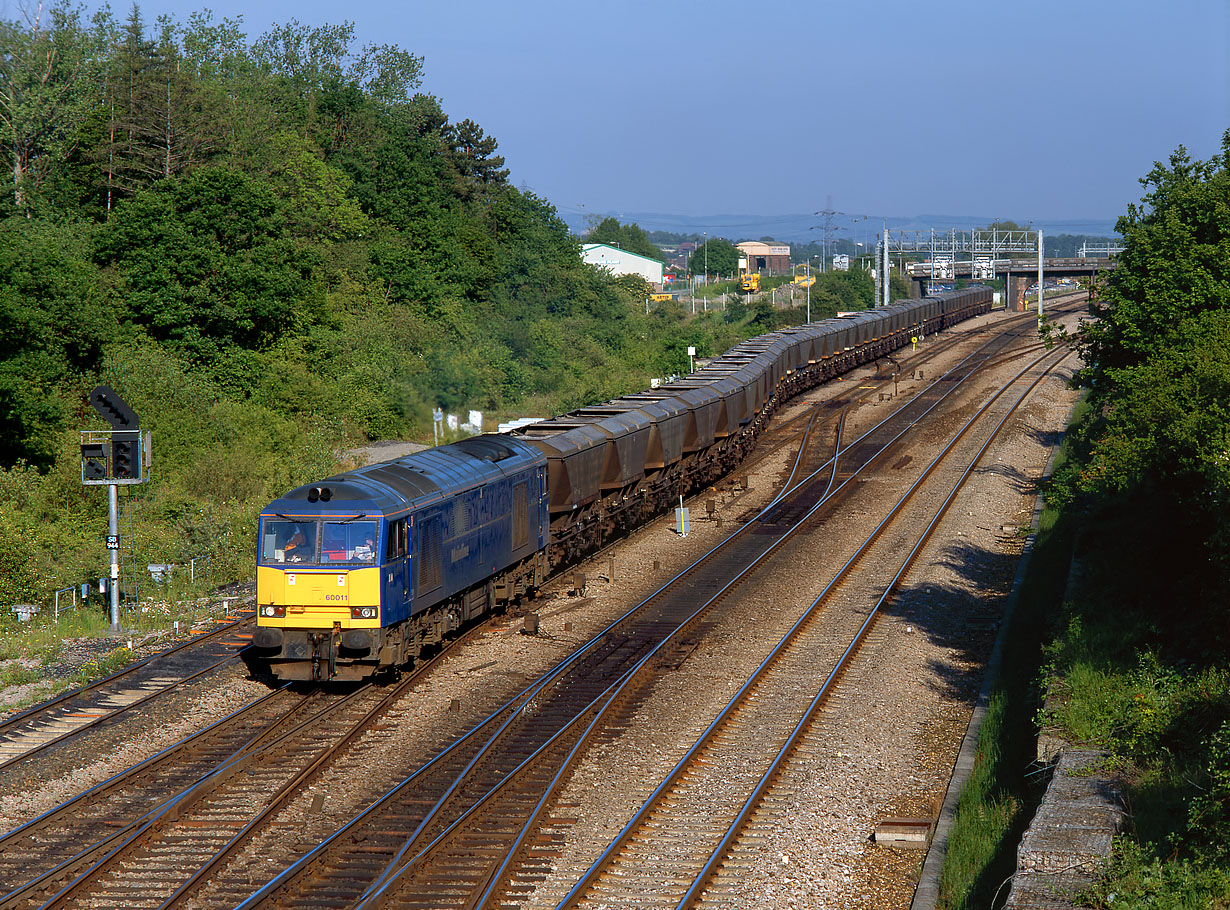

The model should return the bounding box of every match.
[252,288,992,681]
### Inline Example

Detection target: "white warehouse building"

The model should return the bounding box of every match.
[581,243,664,286]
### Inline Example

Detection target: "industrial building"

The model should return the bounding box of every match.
[736,241,792,275]
[581,244,665,286]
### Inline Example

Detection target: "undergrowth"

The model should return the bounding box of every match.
[940,394,1230,908]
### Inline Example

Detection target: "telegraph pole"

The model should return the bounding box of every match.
[806,259,811,323]
[814,195,844,274]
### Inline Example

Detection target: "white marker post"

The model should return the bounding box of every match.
[1037,230,1044,318]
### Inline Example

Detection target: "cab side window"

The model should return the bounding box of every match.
[386,519,406,559]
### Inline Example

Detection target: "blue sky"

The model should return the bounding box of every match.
[47,0,1230,229]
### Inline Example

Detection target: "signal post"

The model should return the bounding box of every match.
[81,386,150,630]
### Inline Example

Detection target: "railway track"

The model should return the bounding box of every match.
[682,343,1075,908]
[0,685,304,908]
[732,301,1073,520]
[226,310,1065,910]
[729,309,997,483]
[0,609,255,772]
[540,346,1075,910]
[0,617,523,910]
[0,302,1083,909]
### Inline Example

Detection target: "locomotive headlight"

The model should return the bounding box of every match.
[260,605,286,618]
[351,607,377,619]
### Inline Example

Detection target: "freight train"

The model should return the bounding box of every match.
[252,288,992,681]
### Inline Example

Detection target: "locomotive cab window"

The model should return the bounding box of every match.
[321,519,380,564]
[261,520,318,565]
[261,519,379,566]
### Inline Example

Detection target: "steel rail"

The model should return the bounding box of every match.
[556,343,1073,908]
[322,354,976,904]
[230,683,557,909]
[728,315,982,481]
[350,667,643,910]
[0,613,255,773]
[159,623,500,909]
[675,344,1075,909]
[4,691,353,910]
[0,611,254,738]
[24,679,412,910]
[0,652,246,776]
[770,402,847,512]
[765,303,1081,509]
[349,328,1064,910]
[0,685,297,908]
[224,308,1077,910]
[250,368,960,909]
[531,345,1070,910]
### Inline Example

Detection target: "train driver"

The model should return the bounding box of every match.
[285,525,308,562]
[354,535,376,561]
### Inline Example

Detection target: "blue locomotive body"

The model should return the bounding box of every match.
[254,435,549,681]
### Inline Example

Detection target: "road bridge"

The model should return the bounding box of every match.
[905,257,1116,309]
[873,228,1119,311]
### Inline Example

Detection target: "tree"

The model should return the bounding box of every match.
[584,217,663,262]
[176,11,280,166]
[690,238,738,277]
[0,215,111,466]
[252,19,423,119]
[0,2,105,212]
[1081,131,1230,377]
[95,8,223,206]
[96,167,310,355]
[1065,132,1230,602]
[260,131,369,241]
[443,118,508,202]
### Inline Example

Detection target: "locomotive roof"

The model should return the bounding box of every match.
[261,434,545,519]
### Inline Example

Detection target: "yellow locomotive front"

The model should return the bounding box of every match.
[254,516,385,680]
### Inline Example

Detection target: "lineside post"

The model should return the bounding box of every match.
[108,483,120,629]
[883,227,890,307]
[83,385,147,631]
[1037,229,1044,318]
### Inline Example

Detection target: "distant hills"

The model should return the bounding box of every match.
[563,211,1120,243]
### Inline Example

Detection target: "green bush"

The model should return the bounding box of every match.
[1081,840,1230,909]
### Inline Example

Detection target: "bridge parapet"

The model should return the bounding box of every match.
[906,257,1115,278]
